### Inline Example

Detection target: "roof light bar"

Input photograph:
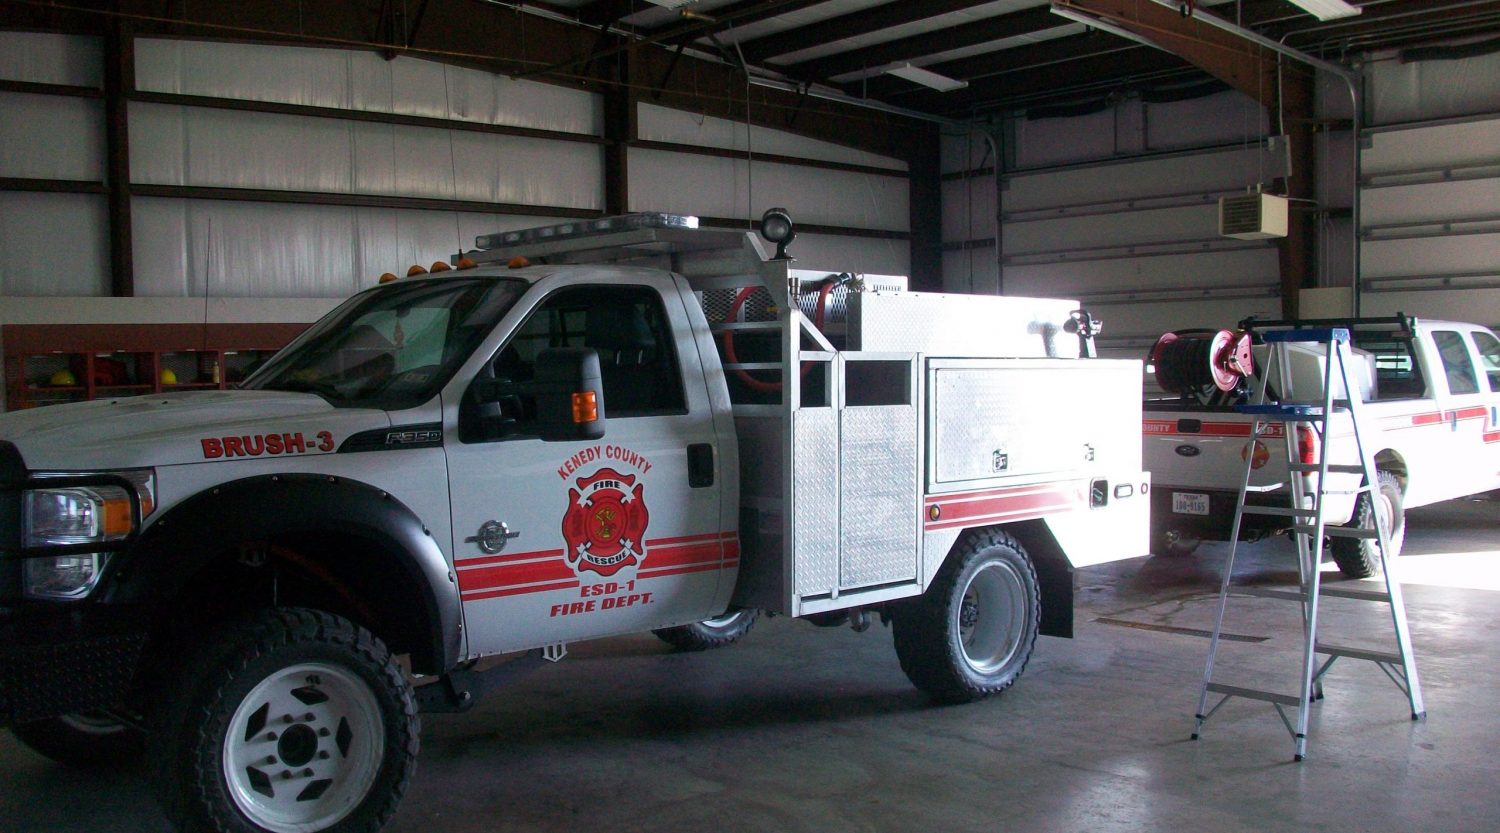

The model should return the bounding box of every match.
[475,213,699,251]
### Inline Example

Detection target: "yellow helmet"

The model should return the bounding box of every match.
[49,369,77,387]
[160,368,179,385]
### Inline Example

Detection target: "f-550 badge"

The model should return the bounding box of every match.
[561,468,649,577]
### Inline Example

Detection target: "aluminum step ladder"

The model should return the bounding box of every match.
[1191,327,1424,760]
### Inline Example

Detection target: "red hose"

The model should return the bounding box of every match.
[722,282,833,393]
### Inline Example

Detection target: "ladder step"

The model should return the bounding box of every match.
[1205,682,1302,707]
[1321,586,1393,602]
[1263,327,1350,343]
[1288,463,1367,474]
[1238,587,1306,602]
[1243,505,1316,518]
[1316,643,1403,664]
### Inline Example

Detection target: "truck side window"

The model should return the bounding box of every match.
[1352,333,1424,400]
[1472,332,1500,392]
[1433,330,1479,395]
[480,285,686,432]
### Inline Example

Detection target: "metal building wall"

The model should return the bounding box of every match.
[1357,50,1500,328]
[942,90,1284,353]
[631,103,911,275]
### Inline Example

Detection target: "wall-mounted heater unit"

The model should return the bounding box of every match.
[1219,193,1289,240]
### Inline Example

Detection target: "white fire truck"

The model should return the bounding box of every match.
[1144,315,1500,576]
[0,211,1148,833]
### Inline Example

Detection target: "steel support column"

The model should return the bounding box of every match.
[909,122,944,292]
[103,19,134,297]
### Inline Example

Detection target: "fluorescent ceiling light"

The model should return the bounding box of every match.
[641,0,697,9]
[1284,0,1362,21]
[885,63,969,92]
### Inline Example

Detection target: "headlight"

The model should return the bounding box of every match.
[20,469,155,600]
[24,554,111,600]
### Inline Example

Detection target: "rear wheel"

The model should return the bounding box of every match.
[1330,470,1405,579]
[653,608,759,651]
[10,712,144,767]
[892,530,1040,704]
[153,608,419,833]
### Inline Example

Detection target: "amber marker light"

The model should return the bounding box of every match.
[378,272,398,284]
[407,264,428,276]
[508,256,531,268]
[455,257,477,269]
[430,261,452,272]
[928,505,942,521]
[572,391,599,424]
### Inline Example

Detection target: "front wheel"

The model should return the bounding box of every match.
[653,608,759,651]
[1330,470,1405,579]
[892,530,1040,704]
[10,712,145,767]
[153,609,419,833]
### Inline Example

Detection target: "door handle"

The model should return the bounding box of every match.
[687,443,714,488]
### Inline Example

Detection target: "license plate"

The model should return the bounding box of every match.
[1173,491,1210,515]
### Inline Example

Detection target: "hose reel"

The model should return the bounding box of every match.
[1149,329,1254,395]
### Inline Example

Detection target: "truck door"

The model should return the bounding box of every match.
[1468,329,1500,489]
[445,280,731,657]
[1429,329,1490,499]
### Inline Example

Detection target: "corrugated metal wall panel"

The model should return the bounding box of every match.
[627,147,908,231]
[1003,204,1218,255]
[636,103,906,171]
[129,103,603,208]
[0,31,101,86]
[0,92,105,181]
[1145,93,1269,150]
[1369,50,1500,125]
[1363,118,1500,173]
[791,232,910,276]
[131,197,560,298]
[134,39,600,136]
[1363,232,1500,279]
[943,247,999,295]
[1005,248,1279,296]
[1363,179,1499,226]
[0,193,109,296]
[940,130,993,176]
[940,177,996,244]
[1004,145,1285,211]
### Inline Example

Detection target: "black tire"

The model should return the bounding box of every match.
[152,608,419,833]
[652,608,759,651]
[891,529,1040,704]
[1330,470,1405,579]
[10,712,145,767]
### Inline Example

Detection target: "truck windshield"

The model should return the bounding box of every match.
[243,277,528,409]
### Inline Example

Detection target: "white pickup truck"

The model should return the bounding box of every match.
[1144,315,1500,577]
[1,212,1148,833]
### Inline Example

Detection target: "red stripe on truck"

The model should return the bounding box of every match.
[924,483,1083,531]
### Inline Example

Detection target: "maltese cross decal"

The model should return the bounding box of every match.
[561,467,650,577]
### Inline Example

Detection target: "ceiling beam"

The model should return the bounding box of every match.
[855,30,1127,101]
[785,5,1063,83]
[896,46,1191,115]
[736,0,996,63]
[1051,0,1315,104]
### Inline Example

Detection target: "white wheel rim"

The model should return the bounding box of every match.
[701,609,748,630]
[956,561,1027,675]
[222,662,385,833]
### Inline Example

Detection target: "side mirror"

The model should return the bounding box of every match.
[533,347,606,442]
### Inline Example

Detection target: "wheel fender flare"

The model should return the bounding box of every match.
[103,473,461,672]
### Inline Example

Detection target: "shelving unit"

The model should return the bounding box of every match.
[3,322,308,411]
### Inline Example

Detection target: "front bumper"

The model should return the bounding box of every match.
[0,441,147,727]
[0,604,147,727]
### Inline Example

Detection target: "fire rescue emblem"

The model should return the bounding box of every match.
[562,467,650,577]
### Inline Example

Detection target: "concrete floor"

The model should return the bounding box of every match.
[4,496,1497,833]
